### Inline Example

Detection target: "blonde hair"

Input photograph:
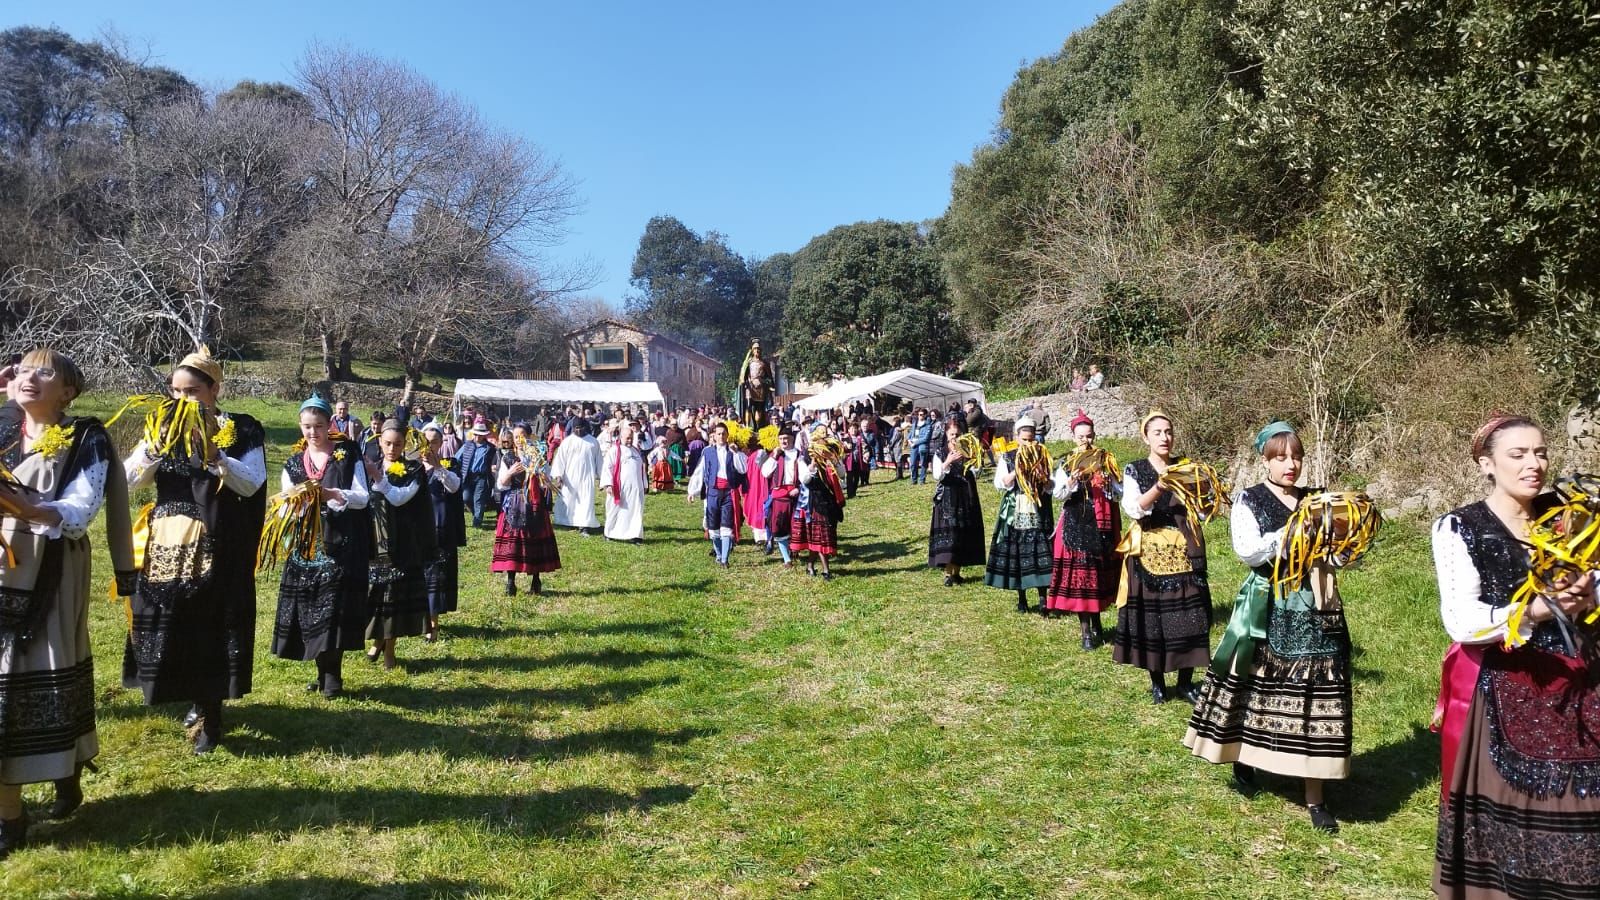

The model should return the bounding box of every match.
[21,348,87,401]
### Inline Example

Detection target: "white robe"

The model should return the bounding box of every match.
[551,434,602,528]
[602,444,647,540]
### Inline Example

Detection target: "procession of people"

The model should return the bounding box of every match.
[0,344,1592,900]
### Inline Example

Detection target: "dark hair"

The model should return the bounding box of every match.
[1261,431,1304,459]
[1471,415,1542,461]
[174,364,216,388]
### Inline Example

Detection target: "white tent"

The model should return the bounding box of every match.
[452,379,666,416]
[795,368,985,412]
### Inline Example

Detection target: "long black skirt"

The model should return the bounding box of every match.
[425,548,459,616]
[272,558,369,660]
[928,471,985,568]
[366,562,429,640]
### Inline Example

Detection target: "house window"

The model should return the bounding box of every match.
[583,343,630,371]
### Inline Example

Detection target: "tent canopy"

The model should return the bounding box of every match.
[453,379,666,409]
[795,368,985,412]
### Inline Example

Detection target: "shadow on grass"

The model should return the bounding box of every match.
[123,876,487,900]
[228,701,704,761]
[353,674,684,711]
[401,648,704,675]
[58,782,698,851]
[845,540,910,562]
[441,619,689,641]
[1243,722,1436,824]
[557,579,716,598]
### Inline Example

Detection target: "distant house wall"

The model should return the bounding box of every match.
[566,319,720,409]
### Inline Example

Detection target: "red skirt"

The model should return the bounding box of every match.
[790,508,837,556]
[492,504,561,574]
[650,460,673,491]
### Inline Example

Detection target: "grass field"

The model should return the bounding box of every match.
[1,400,1444,898]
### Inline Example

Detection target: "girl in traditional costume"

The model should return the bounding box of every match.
[1113,412,1212,704]
[928,413,985,586]
[1046,410,1122,648]
[122,347,267,753]
[493,428,561,596]
[1431,416,1600,898]
[269,395,370,698]
[649,436,673,493]
[421,423,464,641]
[984,416,1054,612]
[1183,422,1349,833]
[363,421,436,670]
[0,350,131,857]
[792,427,846,580]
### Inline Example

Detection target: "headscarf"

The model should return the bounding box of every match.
[1469,413,1540,461]
[299,393,333,417]
[1069,408,1093,430]
[1139,410,1171,435]
[177,345,224,386]
[1253,420,1295,455]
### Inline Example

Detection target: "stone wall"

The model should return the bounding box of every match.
[985,387,1142,440]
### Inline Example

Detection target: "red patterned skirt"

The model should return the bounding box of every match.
[492,492,561,574]
[790,508,838,556]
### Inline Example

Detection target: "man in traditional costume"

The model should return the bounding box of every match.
[759,427,803,566]
[692,422,747,567]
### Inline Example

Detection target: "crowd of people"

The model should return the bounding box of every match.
[0,345,1593,899]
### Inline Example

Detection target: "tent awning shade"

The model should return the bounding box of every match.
[453,379,666,407]
[795,369,985,411]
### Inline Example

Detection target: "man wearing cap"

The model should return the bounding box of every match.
[454,416,497,528]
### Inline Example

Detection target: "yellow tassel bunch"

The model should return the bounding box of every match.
[1487,475,1600,649]
[256,480,323,571]
[1159,458,1231,528]
[1066,446,1120,481]
[107,395,215,460]
[758,424,781,452]
[724,419,754,450]
[954,432,984,473]
[1272,491,1381,596]
[1013,441,1054,505]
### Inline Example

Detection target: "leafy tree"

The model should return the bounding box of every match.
[625,215,757,366]
[782,220,967,380]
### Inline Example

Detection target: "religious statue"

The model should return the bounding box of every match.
[735,340,777,428]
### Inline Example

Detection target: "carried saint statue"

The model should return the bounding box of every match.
[735,340,777,428]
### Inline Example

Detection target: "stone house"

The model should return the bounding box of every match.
[565,318,721,409]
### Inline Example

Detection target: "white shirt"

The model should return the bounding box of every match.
[1432,512,1532,645]
[1231,490,1289,568]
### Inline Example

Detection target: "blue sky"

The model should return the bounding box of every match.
[11,2,1114,306]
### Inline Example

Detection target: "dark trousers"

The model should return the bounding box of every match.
[846,466,864,498]
[464,476,493,525]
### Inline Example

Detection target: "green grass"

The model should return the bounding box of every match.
[2,399,1442,898]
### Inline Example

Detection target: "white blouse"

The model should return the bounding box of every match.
[34,458,109,540]
[278,455,370,512]
[1120,469,1151,521]
[1232,492,1289,568]
[1432,513,1531,646]
[125,439,268,500]
[370,465,422,506]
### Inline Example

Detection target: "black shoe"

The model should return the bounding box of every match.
[181,704,201,729]
[1178,683,1201,704]
[1308,804,1339,834]
[631,538,642,545]
[190,707,222,755]
[47,766,84,820]
[822,571,833,581]
[807,563,817,577]
[952,574,965,585]
[1150,685,1169,705]
[505,581,517,597]
[531,575,543,596]
[0,813,28,860]
[305,681,320,693]
[1016,597,1029,614]
[764,544,775,556]
[1232,763,1256,788]
[1081,634,1095,651]
[943,575,954,587]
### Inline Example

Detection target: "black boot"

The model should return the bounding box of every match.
[1079,618,1095,651]
[1149,671,1169,704]
[531,573,542,596]
[181,703,201,729]
[1016,591,1029,613]
[504,573,517,597]
[48,761,89,819]
[0,813,27,860]
[1177,669,1200,704]
[1037,587,1048,615]
[316,651,344,699]
[1308,804,1339,834]
[190,701,223,755]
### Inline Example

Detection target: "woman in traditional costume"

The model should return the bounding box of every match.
[1183,422,1349,833]
[1112,412,1212,704]
[362,420,436,670]
[1046,410,1122,648]
[122,348,267,753]
[0,350,131,857]
[421,423,464,641]
[984,416,1054,613]
[1431,415,1600,898]
[928,413,985,586]
[269,395,370,699]
[602,421,646,544]
[493,429,561,596]
[792,427,846,580]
